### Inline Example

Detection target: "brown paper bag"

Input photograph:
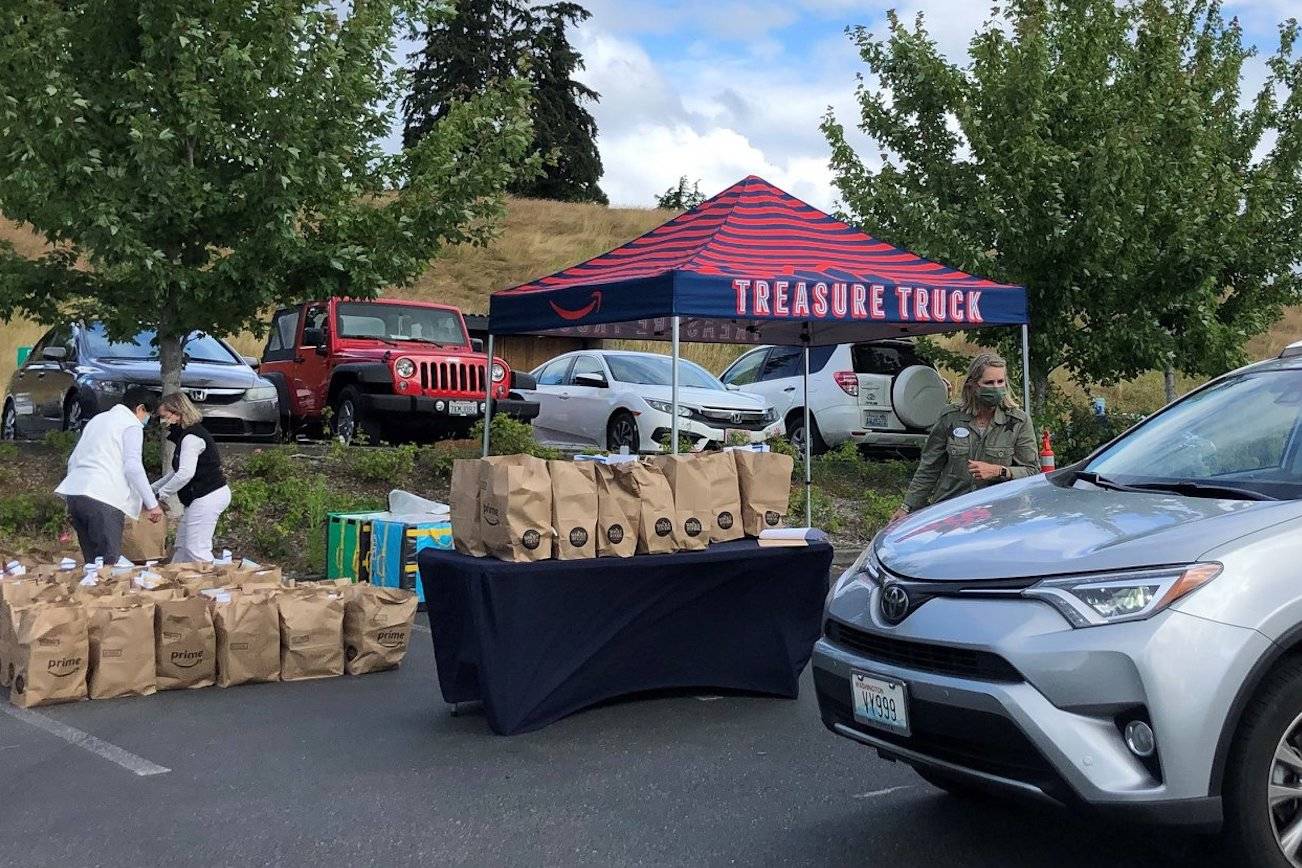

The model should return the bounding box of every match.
[631,460,679,555]
[122,515,168,562]
[548,460,598,560]
[594,463,640,558]
[237,568,284,590]
[1,582,68,688]
[278,590,345,681]
[480,455,553,562]
[652,455,712,551]
[10,602,88,708]
[154,596,216,690]
[212,593,280,687]
[450,459,488,557]
[343,586,418,675]
[86,598,156,700]
[732,450,795,536]
[697,451,744,543]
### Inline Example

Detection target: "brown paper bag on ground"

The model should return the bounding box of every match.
[594,463,640,558]
[631,460,678,555]
[450,459,488,557]
[732,450,795,536]
[343,586,418,675]
[237,568,284,590]
[480,455,554,562]
[10,602,88,708]
[154,596,216,690]
[697,451,744,543]
[2,582,68,688]
[278,590,345,681]
[652,455,712,551]
[86,598,156,700]
[548,460,598,560]
[212,593,280,687]
[122,515,168,563]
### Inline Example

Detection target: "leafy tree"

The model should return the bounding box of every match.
[0,1,535,397]
[822,0,1302,407]
[655,176,706,210]
[404,0,606,204]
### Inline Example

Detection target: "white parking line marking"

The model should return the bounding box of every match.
[853,786,912,799]
[1,705,171,777]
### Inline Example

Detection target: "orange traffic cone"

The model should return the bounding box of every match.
[1040,430,1056,473]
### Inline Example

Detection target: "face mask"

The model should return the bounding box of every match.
[976,387,1006,408]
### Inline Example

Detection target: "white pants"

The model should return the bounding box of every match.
[171,485,232,564]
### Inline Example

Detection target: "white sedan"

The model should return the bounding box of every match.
[522,350,784,453]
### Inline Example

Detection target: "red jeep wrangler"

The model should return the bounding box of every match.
[260,298,538,443]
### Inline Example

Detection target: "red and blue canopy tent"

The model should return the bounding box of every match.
[483,175,1030,523]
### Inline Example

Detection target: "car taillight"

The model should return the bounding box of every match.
[834,371,859,397]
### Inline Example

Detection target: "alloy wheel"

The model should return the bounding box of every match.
[610,416,639,452]
[1269,712,1302,866]
[63,399,82,431]
[2,403,16,440]
[335,400,356,444]
[788,422,806,455]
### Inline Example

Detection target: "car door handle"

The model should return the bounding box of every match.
[783,386,796,392]
[293,356,305,364]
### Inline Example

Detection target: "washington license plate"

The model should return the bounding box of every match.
[852,671,910,735]
[448,400,477,416]
[864,412,888,429]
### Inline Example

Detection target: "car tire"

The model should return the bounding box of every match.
[332,386,380,446]
[1224,656,1302,868]
[2,399,17,441]
[61,392,85,432]
[606,410,640,454]
[786,410,828,456]
[912,766,986,800]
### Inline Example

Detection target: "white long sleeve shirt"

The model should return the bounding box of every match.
[152,434,206,501]
[55,404,159,517]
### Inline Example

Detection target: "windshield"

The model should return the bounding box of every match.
[605,354,724,390]
[84,324,239,365]
[1086,369,1302,500]
[336,302,466,345]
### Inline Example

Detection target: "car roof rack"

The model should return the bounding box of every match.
[1280,340,1302,359]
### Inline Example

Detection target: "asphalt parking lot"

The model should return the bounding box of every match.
[1,620,1230,868]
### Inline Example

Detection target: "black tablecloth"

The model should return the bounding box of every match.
[418,540,833,735]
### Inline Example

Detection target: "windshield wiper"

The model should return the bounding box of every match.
[1072,470,1153,493]
[393,337,453,348]
[1124,481,1280,502]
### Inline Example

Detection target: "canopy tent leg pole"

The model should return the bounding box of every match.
[803,345,812,528]
[1020,325,1032,414]
[670,316,680,455]
[481,333,494,458]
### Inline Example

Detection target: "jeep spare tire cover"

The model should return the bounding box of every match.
[892,365,949,429]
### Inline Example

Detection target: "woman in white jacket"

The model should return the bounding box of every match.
[153,393,232,564]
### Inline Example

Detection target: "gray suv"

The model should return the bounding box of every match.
[817,346,1302,866]
[3,322,279,440]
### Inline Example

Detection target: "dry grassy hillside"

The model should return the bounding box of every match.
[2,198,1300,413]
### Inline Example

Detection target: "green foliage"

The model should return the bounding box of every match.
[0,493,65,537]
[0,442,17,462]
[404,0,605,204]
[348,444,419,483]
[657,431,698,454]
[789,483,843,534]
[1036,392,1147,466]
[655,176,706,210]
[0,1,536,394]
[766,436,798,460]
[42,429,79,460]
[242,448,302,484]
[469,414,564,459]
[823,1,1302,402]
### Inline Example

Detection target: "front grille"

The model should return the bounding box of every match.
[824,620,1023,683]
[203,417,247,436]
[193,391,244,406]
[693,407,770,431]
[418,361,485,396]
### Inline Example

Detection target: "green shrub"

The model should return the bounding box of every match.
[0,493,66,536]
[469,415,563,459]
[242,447,301,483]
[860,490,902,538]
[656,431,697,454]
[0,442,18,461]
[348,444,418,483]
[789,482,842,534]
[1035,390,1146,465]
[43,429,79,460]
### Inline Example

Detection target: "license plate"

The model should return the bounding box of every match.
[852,671,910,735]
[448,400,477,416]
[864,412,887,429]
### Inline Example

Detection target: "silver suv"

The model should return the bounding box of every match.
[817,347,1302,866]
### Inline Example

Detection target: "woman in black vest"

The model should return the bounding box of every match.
[152,393,231,563]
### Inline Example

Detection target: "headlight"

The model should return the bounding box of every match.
[244,386,277,401]
[646,399,693,418]
[827,544,883,608]
[394,358,416,379]
[90,380,125,395]
[763,406,778,423]
[1022,563,1222,628]
[491,363,505,383]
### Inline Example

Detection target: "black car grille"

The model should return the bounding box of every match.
[418,360,485,395]
[691,407,770,431]
[824,620,1023,683]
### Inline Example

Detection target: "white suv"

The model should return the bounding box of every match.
[720,341,949,454]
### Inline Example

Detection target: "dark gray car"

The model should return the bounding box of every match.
[2,322,279,440]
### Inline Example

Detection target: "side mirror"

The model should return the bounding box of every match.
[511,371,537,391]
[42,346,68,362]
[314,343,329,357]
[574,373,608,389]
[725,383,741,391]
[472,338,484,353]
[302,326,323,347]
[242,356,261,370]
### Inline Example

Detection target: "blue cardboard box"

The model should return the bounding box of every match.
[368,515,452,603]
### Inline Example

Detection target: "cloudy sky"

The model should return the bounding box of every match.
[550,0,1294,211]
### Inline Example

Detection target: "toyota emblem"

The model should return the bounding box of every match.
[880,583,910,625]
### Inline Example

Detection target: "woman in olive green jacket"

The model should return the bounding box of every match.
[889,352,1039,524]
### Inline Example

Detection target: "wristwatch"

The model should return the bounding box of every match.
[1000,466,1010,480]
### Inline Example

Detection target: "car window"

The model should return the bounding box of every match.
[83,324,239,365]
[604,354,723,390]
[852,343,926,376]
[722,349,768,386]
[569,355,605,385]
[759,347,803,381]
[536,357,573,386]
[47,325,75,361]
[301,305,328,346]
[264,309,298,360]
[335,302,466,345]
[26,328,55,366]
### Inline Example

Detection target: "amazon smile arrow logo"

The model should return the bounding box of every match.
[549,290,602,321]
